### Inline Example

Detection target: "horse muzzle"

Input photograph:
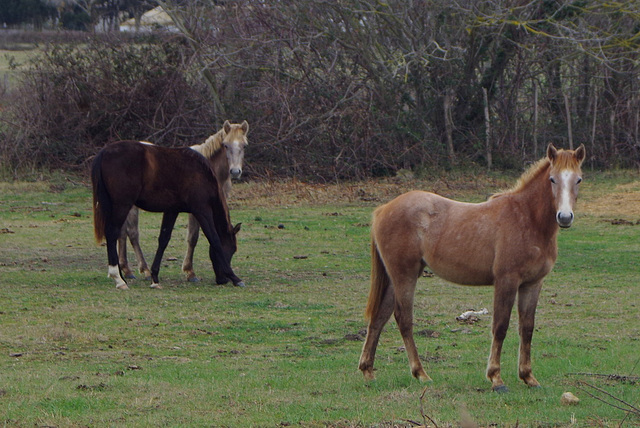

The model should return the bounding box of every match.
[230,168,242,179]
[556,211,574,228]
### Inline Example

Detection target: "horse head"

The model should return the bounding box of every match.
[222,120,249,180]
[547,143,586,228]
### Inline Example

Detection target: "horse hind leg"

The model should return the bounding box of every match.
[359,281,395,381]
[181,214,201,282]
[149,211,179,289]
[106,206,131,290]
[392,269,431,382]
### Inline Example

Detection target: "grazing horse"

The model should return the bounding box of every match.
[117,120,249,282]
[92,140,244,290]
[358,144,585,392]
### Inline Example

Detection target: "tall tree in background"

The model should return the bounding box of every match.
[2,0,639,177]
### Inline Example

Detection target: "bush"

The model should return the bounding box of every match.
[0,33,215,172]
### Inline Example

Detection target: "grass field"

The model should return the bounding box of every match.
[1,172,639,427]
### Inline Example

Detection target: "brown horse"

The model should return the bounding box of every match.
[359,144,585,392]
[92,140,243,290]
[117,120,249,281]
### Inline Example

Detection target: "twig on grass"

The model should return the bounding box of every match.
[567,372,639,384]
[574,380,640,417]
[419,386,439,428]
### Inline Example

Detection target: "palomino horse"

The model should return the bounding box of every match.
[92,141,243,290]
[117,120,249,282]
[359,144,585,392]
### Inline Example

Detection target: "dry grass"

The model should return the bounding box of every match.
[231,176,640,220]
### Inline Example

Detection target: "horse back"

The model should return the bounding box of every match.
[99,141,221,213]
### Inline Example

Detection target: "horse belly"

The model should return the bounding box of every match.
[421,211,497,286]
[427,255,494,286]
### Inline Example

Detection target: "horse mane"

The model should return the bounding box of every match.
[490,157,551,199]
[191,129,225,159]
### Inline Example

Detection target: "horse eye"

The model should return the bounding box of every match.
[549,177,556,184]
[576,177,582,184]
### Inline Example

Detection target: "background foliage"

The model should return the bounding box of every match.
[1,0,640,179]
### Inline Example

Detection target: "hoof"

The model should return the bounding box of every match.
[417,373,433,383]
[362,370,376,381]
[493,385,509,393]
[125,273,136,279]
[116,284,129,290]
[187,276,201,283]
[150,283,162,289]
[234,281,246,288]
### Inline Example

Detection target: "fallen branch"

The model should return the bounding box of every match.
[420,386,439,428]
[567,372,639,384]
[575,380,640,417]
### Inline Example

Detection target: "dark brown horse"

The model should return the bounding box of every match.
[117,121,249,281]
[92,141,243,290]
[359,144,585,392]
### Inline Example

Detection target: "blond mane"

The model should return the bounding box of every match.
[490,157,551,199]
[490,148,582,199]
[191,122,249,160]
[192,129,225,159]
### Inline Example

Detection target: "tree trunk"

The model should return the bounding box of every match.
[533,81,538,159]
[483,87,492,169]
[444,90,456,164]
[564,92,573,149]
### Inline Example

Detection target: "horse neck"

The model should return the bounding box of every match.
[211,188,233,240]
[193,131,231,191]
[210,147,231,191]
[514,165,558,237]
[196,130,224,160]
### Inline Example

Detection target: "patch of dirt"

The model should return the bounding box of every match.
[233,177,640,221]
[582,180,640,218]
[231,176,508,209]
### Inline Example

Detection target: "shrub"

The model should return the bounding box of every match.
[0,33,215,172]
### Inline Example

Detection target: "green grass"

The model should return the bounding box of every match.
[1,175,639,427]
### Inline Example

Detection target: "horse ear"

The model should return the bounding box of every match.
[241,120,249,135]
[574,144,586,164]
[223,120,232,134]
[546,143,558,162]
[233,223,242,235]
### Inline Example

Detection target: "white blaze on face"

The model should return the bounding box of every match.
[558,170,574,218]
[226,140,245,179]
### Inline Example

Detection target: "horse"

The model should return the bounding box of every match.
[92,140,244,290]
[117,120,249,282]
[358,144,586,392]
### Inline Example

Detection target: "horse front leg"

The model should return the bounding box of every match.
[149,211,179,289]
[119,207,151,279]
[181,214,201,282]
[117,224,133,279]
[194,212,243,287]
[487,276,519,392]
[517,279,543,388]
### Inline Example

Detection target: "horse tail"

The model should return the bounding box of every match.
[91,150,109,244]
[364,227,391,321]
